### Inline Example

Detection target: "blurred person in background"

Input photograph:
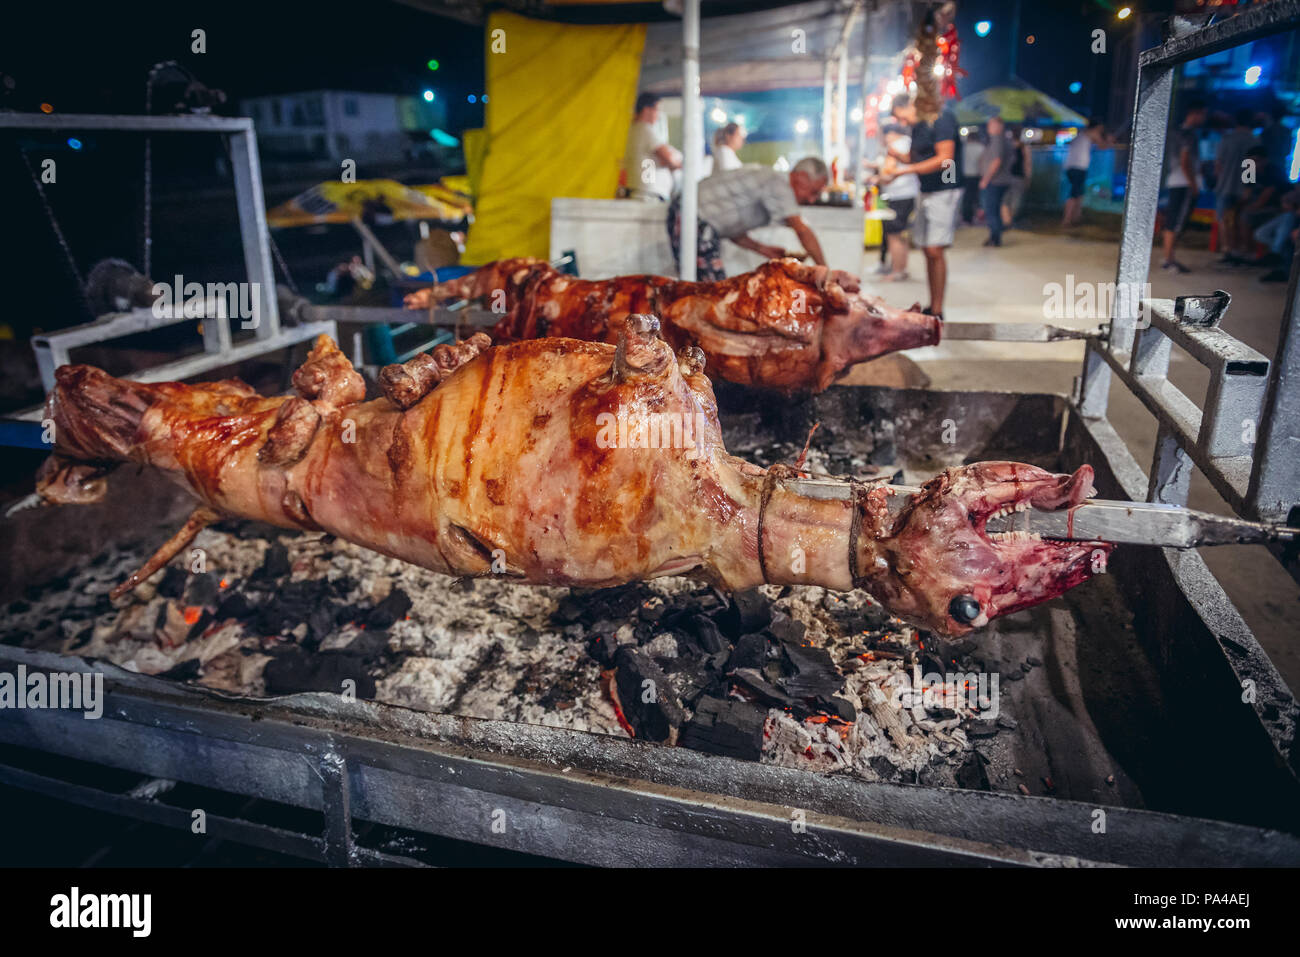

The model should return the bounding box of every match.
[1253,184,1300,283]
[667,158,830,281]
[711,123,746,174]
[873,120,920,281]
[1160,99,1208,274]
[1214,108,1259,263]
[623,92,682,202]
[1257,104,1293,176]
[960,125,985,225]
[882,92,962,319]
[977,115,1013,247]
[1061,119,1109,228]
[1232,145,1286,261]
[1001,124,1032,229]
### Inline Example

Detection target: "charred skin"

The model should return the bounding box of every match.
[409,258,942,393]
[39,326,1107,636]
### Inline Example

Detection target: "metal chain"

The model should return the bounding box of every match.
[19,147,87,297]
[267,229,299,294]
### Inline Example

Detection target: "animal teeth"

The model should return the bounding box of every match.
[988,529,1042,543]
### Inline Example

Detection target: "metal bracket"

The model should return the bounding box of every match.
[0,112,307,390]
[1173,289,1231,327]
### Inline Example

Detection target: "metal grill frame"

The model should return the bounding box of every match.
[1073,0,1300,523]
[0,112,335,394]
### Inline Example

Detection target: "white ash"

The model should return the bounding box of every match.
[5,529,977,786]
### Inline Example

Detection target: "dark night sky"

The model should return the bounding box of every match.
[1,1,488,130]
[1,1,1144,133]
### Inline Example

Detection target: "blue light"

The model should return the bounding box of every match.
[467,94,477,103]
[974,20,992,37]
[66,137,82,150]
[1068,81,1082,94]
[422,89,435,102]
[1244,65,1262,86]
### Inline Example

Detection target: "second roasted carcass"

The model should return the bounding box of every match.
[405,258,941,393]
[39,319,1106,637]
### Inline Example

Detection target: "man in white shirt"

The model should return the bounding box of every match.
[623,93,682,202]
[1061,119,1109,228]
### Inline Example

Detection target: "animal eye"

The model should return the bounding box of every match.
[948,595,981,624]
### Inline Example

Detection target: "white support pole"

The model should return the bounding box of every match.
[836,44,849,172]
[855,3,872,189]
[822,59,834,161]
[680,0,702,281]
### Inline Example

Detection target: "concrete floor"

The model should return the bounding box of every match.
[848,223,1300,696]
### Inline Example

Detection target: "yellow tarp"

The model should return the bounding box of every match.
[266,179,471,228]
[461,11,645,264]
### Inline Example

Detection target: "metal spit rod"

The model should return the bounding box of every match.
[784,477,1299,549]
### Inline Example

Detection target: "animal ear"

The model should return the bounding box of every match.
[292,335,366,408]
[613,314,671,381]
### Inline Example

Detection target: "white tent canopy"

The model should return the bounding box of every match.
[641,0,874,94]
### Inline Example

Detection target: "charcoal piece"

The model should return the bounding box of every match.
[967,719,1000,738]
[260,543,291,579]
[869,755,899,779]
[185,609,213,641]
[685,614,727,654]
[553,595,583,624]
[730,667,804,713]
[264,648,376,698]
[814,694,857,722]
[719,588,772,638]
[588,629,621,666]
[638,600,665,622]
[929,707,958,720]
[6,600,30,615]
[633,621,654,644]
[955,751,992,791]
[997,714,1018,730]
[215,591,253,621]
[186,572,220,608]
[335,603,364,627]
[157,566,188,599]
[306,604,337,645]
[367,588,412,628]
[517,628,540,650]
[857,603,891,631]
[157,658,202,681]
[664,654,720,707]
[766,612,805,644]
[871,639,910,659]
[251,579,329,635]
[727,633,768,672]
[777,641,844,699]
[613,646,684,742]
[680,696,767,761]
[344,628,391,659]
[329,575,357,598]
[69,624,93,649]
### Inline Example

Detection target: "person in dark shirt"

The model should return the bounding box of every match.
[1160,98,1208,274]
[1232,145,1286,258]
[881,94,962,319]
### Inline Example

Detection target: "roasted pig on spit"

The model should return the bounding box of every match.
[403,258,941,393]
[37,319,1107,637]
